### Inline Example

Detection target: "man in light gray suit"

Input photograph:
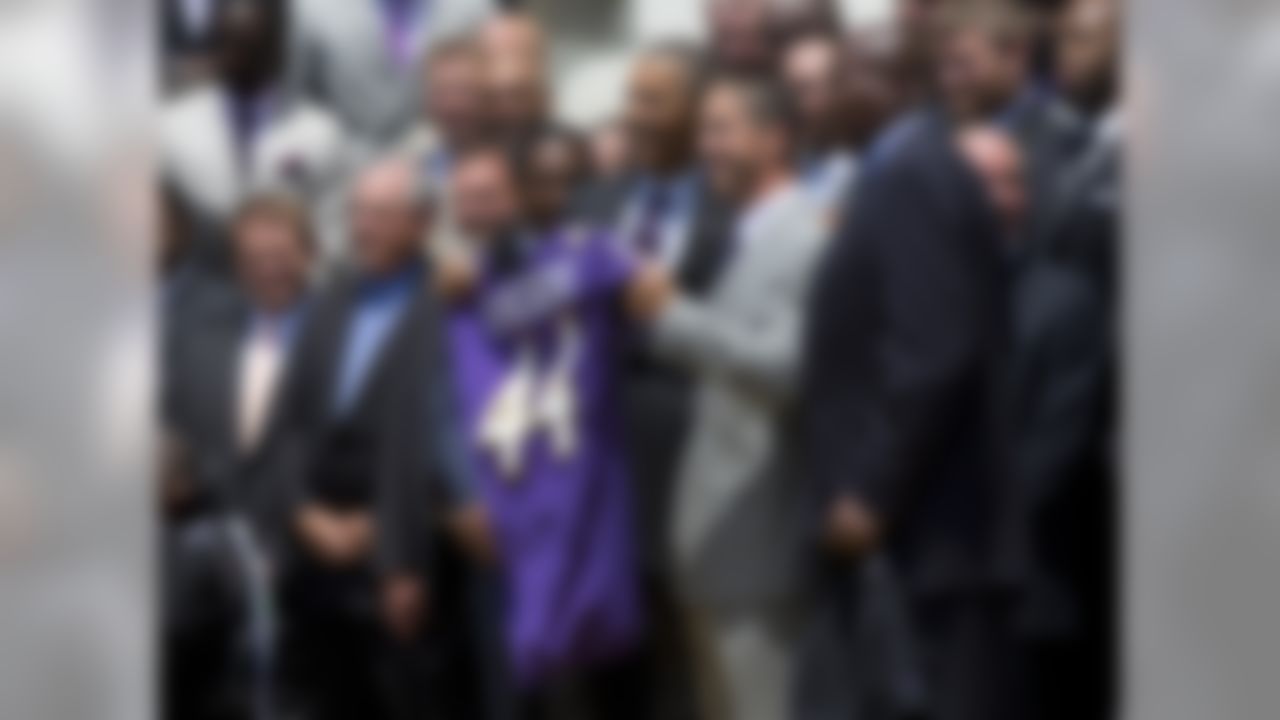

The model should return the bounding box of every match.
[163,0,351,271]
[287,0,492,152]
[627,76,828,720]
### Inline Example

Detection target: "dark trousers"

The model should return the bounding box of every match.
[277,558,388,720]
[517,652,650,720]
[277,539,482,720]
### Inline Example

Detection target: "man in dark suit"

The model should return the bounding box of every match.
[1036,0,1120,301]
[935,1,1086,229]
[162,192,317,720]
[276,159,475,720]
[802,111,1008,720]
[576,41,732,720]
[955,124,1113,720]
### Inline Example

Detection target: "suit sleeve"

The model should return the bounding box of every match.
[650,221,823,409]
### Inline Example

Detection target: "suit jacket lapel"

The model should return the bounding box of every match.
[677,185,734,298]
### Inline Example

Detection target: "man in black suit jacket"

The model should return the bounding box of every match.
[275,159,475,720]
[955,123,1113,720]
[803,110,1008,720]
[1036,0,1121,302]
[162,192,317,720]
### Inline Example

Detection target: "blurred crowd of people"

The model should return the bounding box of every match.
[158,1,1121,719]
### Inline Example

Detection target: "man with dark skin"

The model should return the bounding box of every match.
[707,0,776,75]
[1038,0,1121,293]
[780,31,858,213]
[839,27,914,152]
[518,128,592,234]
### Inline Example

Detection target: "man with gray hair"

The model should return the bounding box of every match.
[276,158,477,719]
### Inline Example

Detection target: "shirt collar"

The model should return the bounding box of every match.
[735,180,795,245]
[248,300,305,342]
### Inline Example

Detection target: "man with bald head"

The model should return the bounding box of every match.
[479,9,547,72]
[278,158,476,720]
[486,55,552,144]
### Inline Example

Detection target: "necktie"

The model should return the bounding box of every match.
[633,184,671,256]
[238,321,284,454]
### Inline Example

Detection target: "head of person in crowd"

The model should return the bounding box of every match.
[698,76,795,206]
[955,123,1028,244]
[769,0,840,47]
[422,36,492,151]
[212,0,286,95]
[232,192,315,311]
[839,27,912,150]
[780,31,846,158]
[936,1,1036,123]
[486,55,551,144]
[1056,0,1119,115]
[349,159,431,277]
[589,119,632,180]
[707,0,775,75]
[625,42,707,179]
[895,0,945,96]
[480,9,548,72]
[515,128,591,234]
[451,146,524,245]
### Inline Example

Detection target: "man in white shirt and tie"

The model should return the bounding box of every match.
[162,192,315,719]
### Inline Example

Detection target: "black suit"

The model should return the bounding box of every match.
[997,257,1115,720]
[162,285,307,720]
[276,264,477,720]
[1034,112,1121,303]
[803,111,1009,720]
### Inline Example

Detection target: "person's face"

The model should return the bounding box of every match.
[1056,0,1118,111]
[488,61,546,140]
[480,15,545,71]
[958,129,1028,237]
[699,86,773,202]
[235,217,311,311]
[782,38,840,146]
[590,123,631,179]
[452,154,521,241]
[625,56,696,172]
[898,0,942,46]
[426,54,488,146]
[937,29,1025,121]
[217,0,281,90]
[524,139,582,229]
[350,169,425,276]
[709,0,773,74]
[838,37,904,149]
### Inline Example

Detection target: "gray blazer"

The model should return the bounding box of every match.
[287,0,492,150]
[653,182,829,610]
